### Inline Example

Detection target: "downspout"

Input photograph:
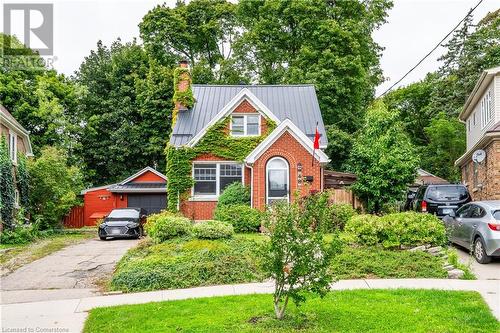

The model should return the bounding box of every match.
[248,163,254,208]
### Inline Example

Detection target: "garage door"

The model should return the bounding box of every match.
[127,194,167,215]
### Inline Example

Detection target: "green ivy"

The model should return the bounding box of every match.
[165,117,276,211]
[172,67,195,119]
[0,136,15,229]
[17,154,29,210]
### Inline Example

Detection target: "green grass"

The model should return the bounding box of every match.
[0,231,94,275]
[84,289,499,332]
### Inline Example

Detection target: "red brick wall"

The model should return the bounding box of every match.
[83,189,127,226]
[251,131,323,210]
[180,200,217,221]
[461,139,500,200]
[226,99,268,134]
[131,171,165,183]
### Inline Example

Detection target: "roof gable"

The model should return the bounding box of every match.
[120,167,167,184]
[187,88,279,147]
[245,119,329,165]
[0,105,34,156]
[170,85,328,148]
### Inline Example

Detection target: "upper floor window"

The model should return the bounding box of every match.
[480,90,493,129]
[193,162,243,197]
[8,131,17,163]
[230,114,260,136]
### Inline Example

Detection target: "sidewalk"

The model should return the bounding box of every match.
[1,279,499,332]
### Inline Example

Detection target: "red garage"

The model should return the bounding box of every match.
[80,167,167,226]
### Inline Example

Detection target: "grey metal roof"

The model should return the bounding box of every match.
[170,85,328,147]
[109,182,166,193]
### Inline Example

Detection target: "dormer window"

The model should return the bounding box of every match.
[230,114,260,136]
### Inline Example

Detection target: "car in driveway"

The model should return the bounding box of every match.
[98,208,146,240]
[412,184,471,218]
[442,201,500,264]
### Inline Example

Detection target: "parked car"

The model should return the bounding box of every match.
[442,201,500,264]
[412,184,471,218]
[98,208,146,240]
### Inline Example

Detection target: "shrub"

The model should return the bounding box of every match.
[145,212,192,242]
[214,204,262,233]
[342,212,446,249]
[217,183,250,207]
[111,237,265,291]
[328,203,357,231]
[192,220,234,239]
[0,224,40,244]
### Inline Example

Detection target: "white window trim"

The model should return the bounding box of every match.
[191,161,244,200]
[230,114,261,137]
[480,90,492,129]
[14,188,20,208]
[266,157,290,205]
[8,130,17,164]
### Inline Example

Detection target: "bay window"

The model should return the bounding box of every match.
[193,162,243,197]
[230,115,260,136]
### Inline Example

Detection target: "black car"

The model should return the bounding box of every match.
[412,184,471,218]
[98,208,146,240]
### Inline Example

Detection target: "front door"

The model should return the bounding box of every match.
[266,157,289,205]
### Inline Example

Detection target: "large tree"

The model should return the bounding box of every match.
[0,34,81,158]
[236,0,392,132]
[75,40,173,185]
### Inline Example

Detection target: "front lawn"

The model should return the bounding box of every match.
[83,289,499,332]
[0,230,94,276]
[109,234,448,292]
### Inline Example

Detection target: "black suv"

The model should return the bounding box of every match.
[412,184,471,218]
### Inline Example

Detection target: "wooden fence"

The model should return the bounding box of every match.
[62,205,84,228]
[325,188,363,210]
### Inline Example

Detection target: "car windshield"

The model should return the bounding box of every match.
[107,209,139,218]
[426,186,468,201]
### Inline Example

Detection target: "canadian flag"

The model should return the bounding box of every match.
[312,122,320,166]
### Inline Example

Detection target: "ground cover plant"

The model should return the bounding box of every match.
[110,236,266,292]
[192,220,234,239]
[83,289,500,333]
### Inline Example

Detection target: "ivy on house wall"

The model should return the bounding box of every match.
[17,154,29,210]
[0,136,15,229]
[165,116,276,211]
[172,67,195,126]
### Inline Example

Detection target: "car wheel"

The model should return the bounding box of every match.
[99,236,107,241]
[473,237,492,264]
[135,228,143,239]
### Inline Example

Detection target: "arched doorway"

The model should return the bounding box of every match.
[266,157,290,205]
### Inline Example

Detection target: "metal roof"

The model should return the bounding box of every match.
[170,85,328,147]
[109,182,166,193]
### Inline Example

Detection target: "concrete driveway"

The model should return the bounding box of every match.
[1,238,138,304]
[455,245,500,280]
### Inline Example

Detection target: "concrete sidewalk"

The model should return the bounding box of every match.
[1,279,499,332]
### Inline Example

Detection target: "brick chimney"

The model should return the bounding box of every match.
[175,59,191,111]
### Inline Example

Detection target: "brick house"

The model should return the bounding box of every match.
[0,105,34,208]
[170,62,329,220]
[455,66,500,200]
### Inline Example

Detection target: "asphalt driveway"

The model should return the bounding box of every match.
[1,238,138,304]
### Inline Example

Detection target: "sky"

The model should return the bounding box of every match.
[2,0,499,95]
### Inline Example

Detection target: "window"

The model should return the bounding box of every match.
[14,189,20,208]
[456,204,471,218]
[266,157,289,205]
[193,163,242,197]
[8,131,17,163]
[480,90,492,128]
[230,115,260,136]
[426,185,469,202]
[469,205,486,218]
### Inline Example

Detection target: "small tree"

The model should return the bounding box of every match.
[0,136,15,229]
[28,146,83,229]
[347,100,419,213]
[263,196,337,320]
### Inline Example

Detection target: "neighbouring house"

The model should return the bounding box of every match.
[0,105,34,209]
[169,61,329,220]
[455,66,500,200]
[409,168,449,192]
[77,167,167,227]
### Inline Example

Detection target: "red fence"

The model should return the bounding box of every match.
[62,205,84,228]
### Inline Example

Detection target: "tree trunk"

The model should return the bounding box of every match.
[274,294,289,320]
